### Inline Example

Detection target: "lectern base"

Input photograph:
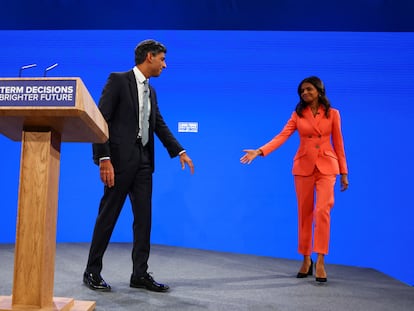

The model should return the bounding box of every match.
[0,296,95,311]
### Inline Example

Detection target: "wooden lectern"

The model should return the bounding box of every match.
[0,78,108,311]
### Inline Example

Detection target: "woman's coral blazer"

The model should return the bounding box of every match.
[260,106,348,176]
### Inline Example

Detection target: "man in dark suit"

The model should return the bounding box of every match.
[83,39,194,293]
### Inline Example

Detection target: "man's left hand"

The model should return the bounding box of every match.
[179,152,194,174]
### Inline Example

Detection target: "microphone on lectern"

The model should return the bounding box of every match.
[43,63,59,77]
[18,64,37,77]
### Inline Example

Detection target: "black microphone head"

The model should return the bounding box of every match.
[18,63,37,77]
[44,63,59,77]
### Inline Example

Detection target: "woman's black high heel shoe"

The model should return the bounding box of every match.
[315,263,327,282]
[315,276,327,283]
[296,259,313,278]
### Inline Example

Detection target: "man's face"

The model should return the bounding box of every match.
[148,52,167,77]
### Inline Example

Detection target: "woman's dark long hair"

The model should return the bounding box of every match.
[295,76,331,118]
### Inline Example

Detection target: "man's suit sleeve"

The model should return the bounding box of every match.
[92,73,119,165]
[151,89,184,158]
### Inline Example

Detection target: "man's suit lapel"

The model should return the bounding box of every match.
[127,70,139,122]
[149,85,156,128]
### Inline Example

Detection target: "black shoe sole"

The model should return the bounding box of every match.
[83,280,111,292]
[130,283,169,292]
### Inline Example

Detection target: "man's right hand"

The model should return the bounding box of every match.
[100,159,115,187]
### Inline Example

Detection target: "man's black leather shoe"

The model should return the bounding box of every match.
[130,273,169,292]
[83,272,111,291]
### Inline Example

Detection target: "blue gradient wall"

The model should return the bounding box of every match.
[0,30,413,286]
[1,0,414,31]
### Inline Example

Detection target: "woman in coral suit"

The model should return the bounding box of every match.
[240,76,349,282]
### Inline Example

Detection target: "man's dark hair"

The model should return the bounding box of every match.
[134,39,167,65]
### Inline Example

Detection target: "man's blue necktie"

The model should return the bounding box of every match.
[141,80,149,146]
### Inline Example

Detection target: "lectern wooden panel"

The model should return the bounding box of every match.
[0,77,107,142]
[0,78,108,311]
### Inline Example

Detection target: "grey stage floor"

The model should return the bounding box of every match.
[0,243,413,311]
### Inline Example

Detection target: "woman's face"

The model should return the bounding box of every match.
[300,82,319,104]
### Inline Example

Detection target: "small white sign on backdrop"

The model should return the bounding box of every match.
[178,122,198,133]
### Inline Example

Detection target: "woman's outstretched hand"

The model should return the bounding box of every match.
[240,149,263,164]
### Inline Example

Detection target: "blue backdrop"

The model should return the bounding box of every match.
[0,29,413,286]
[1,0,413,32]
